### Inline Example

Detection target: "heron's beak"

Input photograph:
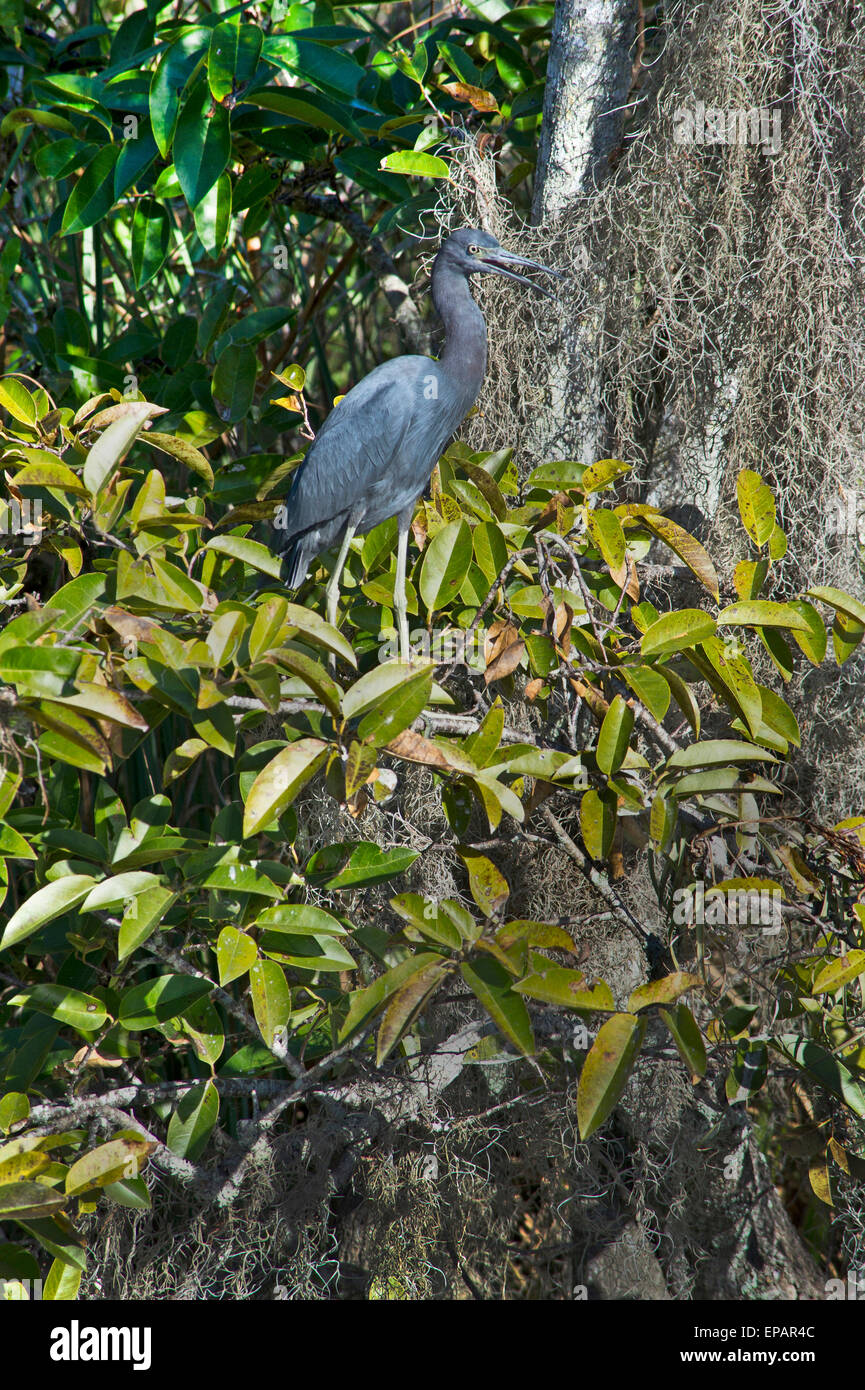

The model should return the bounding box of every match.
[479,248,564,299]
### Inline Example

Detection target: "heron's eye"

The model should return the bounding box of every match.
[468,244,480,255]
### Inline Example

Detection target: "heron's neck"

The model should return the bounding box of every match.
[431,262,487,401]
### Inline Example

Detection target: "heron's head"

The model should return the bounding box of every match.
[439,228,563,299]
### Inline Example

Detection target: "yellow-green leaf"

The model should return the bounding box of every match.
[577,1013,646,1139]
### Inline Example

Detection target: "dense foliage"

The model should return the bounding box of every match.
[1,0,864,1298]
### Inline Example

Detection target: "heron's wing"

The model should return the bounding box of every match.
[278,358,435,541]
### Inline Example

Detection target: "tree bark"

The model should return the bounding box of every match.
[527,0,635,466]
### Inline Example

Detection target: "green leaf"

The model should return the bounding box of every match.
[242,739,329,837]
[642,609,717,656]
[179,997,225,1066]
[248,595,287,664]
[167,1081,218,1161]
[83,404,154,497]
[496,920,577,952]
[42,1258,82,1301]
[34,704,110,775]
[769,1036,865,1117]
[621,665,670,722]
[118,885,175,961]
[717,600,811,632]
[206,534,282,579]
[390,894,462,949]
[164,738,209,786]
[583,458,631,492]
[208,19,263,102]
[212,343,257,423]
[0,823,35,859]
[0,1242,40,1283]
[0,1094,29,1136]
[66,1138,153,1196]
[245,86,360,138]
[207,610,248,668]
[264,603,351,668]
[114,124,159,200]
[60,146,119,234]
[380,151,450,178]
[456,849,509,917]
[807,585,865,629]
[131,198,171,288]
[473,521,508,586]
[665,739,776,769]
[754,686,801,747]
[1,108,76,137]
[119,975,212,1030]
[342,660,428,719]
[470,771,525,831]
[102,1177,151,1209]
[832,610,865,665]
[52,684,148,732]
[141,431,214,487]
[0,645,79,700]
[376,959,452,1065]
[263,34,364,98]
[261,931,355,973]
[249,960,291,1049]
[174,80,231,209]
[0,768,22,820]
[149,29,209,157]
[304,841,418,890]
[628,510,719,600]
[193,171,232,256]
[81,871,164,912]
[579,788,616,860]
[356,665,432,746]
[8,984,106,1033]
[15,1217,86,1270]
[338,953,445,1043]
[216,925,258,985]
[586,508,626,571]
[0,1182,66,1219]
[257,904,347,936]
[737,469,776,546]
[9,458,85,497]
[659,1004,707,1078]
[596,695,634,775]
[514,968,615,1011]
[628,972,701,1012]
[0,875,97,951]
[812,951,865,994]
[694,635,763,739]
[463,699,504,767]
[265,647,342,718]
[577,1012,646,1139]
[0,377,37,426]
[460,957,534,1057]
[419,519,473,612]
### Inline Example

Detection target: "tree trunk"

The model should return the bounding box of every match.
[527,0,635,466]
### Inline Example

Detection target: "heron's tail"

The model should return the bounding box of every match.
[279,535,309,591]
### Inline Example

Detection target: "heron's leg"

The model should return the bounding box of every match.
[394,512,412,662]
[325,519,358,633]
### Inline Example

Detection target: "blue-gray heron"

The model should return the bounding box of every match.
[275,228,561,659]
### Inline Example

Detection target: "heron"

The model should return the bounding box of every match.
[275,227,561,660]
